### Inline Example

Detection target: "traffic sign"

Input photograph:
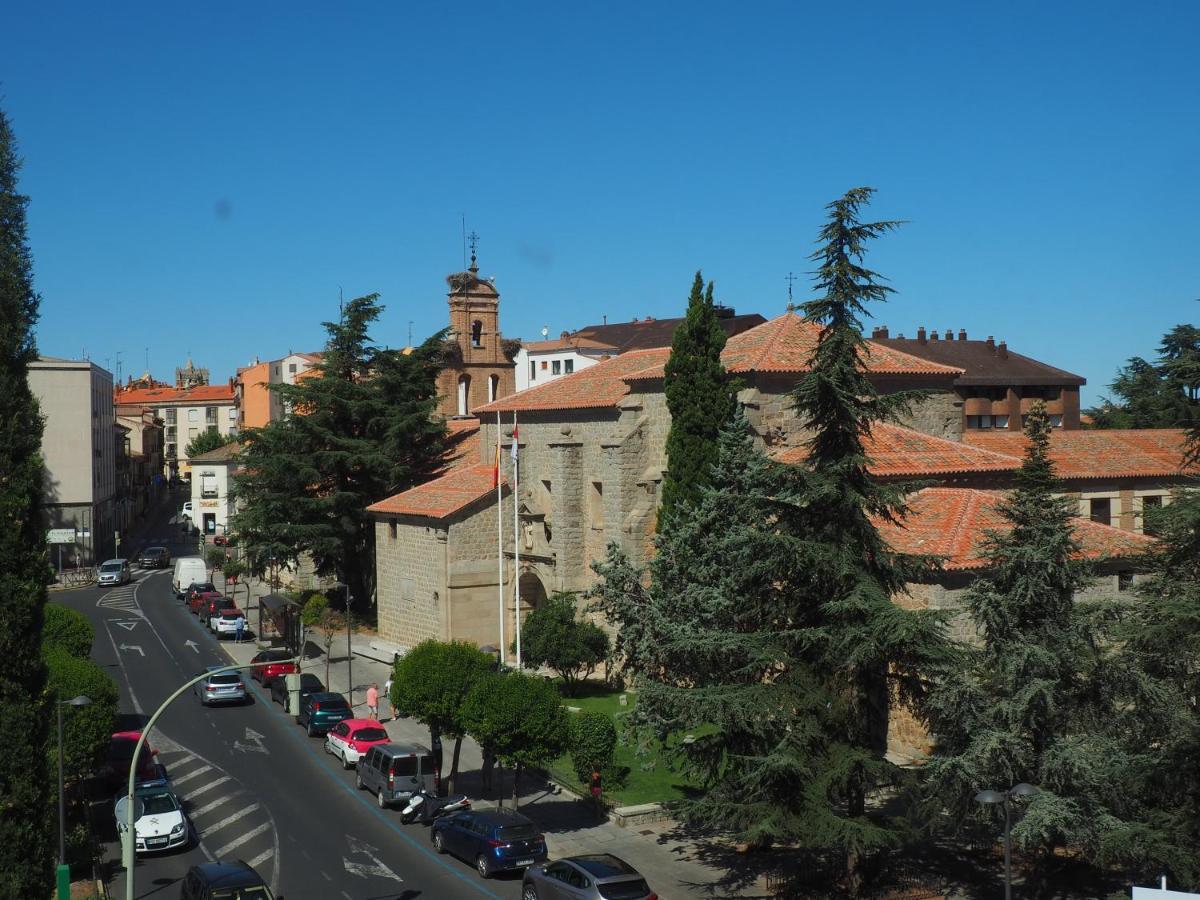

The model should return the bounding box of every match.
[47,529,76,544]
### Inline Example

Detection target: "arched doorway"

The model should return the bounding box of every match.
[514,570,548,658]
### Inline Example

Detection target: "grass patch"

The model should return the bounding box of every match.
[548,680,703,808]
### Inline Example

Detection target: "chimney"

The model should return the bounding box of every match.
[958,329,967,341]
[631,317,639,323]
[871,325,890,339]
[931,330,940,341]
[986,336,995,349]
[944,329,953,341]
[916,327,927,344]
[644,316,655,322]
[603,315,607,325]
[997,341,1008,359]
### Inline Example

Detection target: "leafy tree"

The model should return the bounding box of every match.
[185,428,235,458]
[659,271,735,528]
[924,405,1157,884]
[392,640,495,793]
[300,593,339,687]
[205,547,227,576]
[42,605,93,658]
[462,670,568,808]
[233,296,449,610]
[44,646,118,781]
[568,711,617,785]
[0,103,53,897]
[517,592,609,696]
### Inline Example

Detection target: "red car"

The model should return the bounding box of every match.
[249,649,298,686]
[188,590,223,617]
[102,731,162,792]
[323,719,390,769]
[199,594,236,622]
[182,582,216,605]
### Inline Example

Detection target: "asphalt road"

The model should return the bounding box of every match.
[59,495,523,900]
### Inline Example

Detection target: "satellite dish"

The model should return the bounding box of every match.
[541,325,549,338]
[114,794,144,829]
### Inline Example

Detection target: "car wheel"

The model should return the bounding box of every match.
[356,771,364,790]
[307,722,316,737]
[342,751,352,770]
[522,885,538,900]
[476,854,491,879]
[376,788,387,809]
[432,831,445,854]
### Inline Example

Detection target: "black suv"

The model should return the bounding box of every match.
[179,861,273,899]
[137,546,170,568]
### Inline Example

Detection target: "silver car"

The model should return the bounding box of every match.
[522,854,655,900]
[193,667,246,706]
[98,558,131,585]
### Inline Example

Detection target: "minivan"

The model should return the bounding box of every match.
[98,559,132,586]
[356,742,438,808]
[172,557,208,598]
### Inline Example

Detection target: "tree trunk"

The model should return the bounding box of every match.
[448,736,463,795]
[512,763,522,809]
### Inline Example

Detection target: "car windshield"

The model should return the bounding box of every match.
[144,547,163,555]
[139,792,178,815]
[100,562,122,572]
[597,881,651,900]
[498,823,539,841]
[209,673,240,685]
[352,727,387,742]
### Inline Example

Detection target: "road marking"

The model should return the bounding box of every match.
[185,639,199,653]
[171,764,213,786]
[101,623,144,715]
[344,835,403,882]
[118,643,144,656]
[233,727,267,754]
[169,752,197,767]
[200,802,261,838]
[246,849,274,869]
[214,821,271,857]
[191,792,241,817]
[114,620,139,631]
[182,775,231,799]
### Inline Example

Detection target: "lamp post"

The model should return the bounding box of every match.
[57,695,92,900]
[975,782,1039,900]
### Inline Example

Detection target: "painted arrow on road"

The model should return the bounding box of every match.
[184,640,199,653]
[344,835,402,881]
[118,644,144,657]
[114,620,139,631]
[233,727,268,754]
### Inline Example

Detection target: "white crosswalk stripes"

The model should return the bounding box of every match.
[214,821,271,858]
[199,802,261,838]
[181,775,231,799]
[170,763,212,786]
[192,792,240,817]
[245,848,275,869]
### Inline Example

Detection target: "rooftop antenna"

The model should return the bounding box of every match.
[461,214,467,269]
[339,286,344,316]
[467,230,480,272]
[785,271,798,305]
[114,351,123,383]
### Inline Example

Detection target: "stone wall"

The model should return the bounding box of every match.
[375,517,448,649]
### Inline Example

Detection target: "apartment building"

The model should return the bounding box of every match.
[235,351,322,429]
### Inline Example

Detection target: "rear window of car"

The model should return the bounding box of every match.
[598,880,651,900]
[352,727,387,742]
[390,756,417,776]
[497,823,539,841]
[220,612,242,620]
[321,699,349,710]
[211,888,272,900]
[210,673,240,685]
[140,792,178,815]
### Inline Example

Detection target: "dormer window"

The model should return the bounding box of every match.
[471,320,483,348]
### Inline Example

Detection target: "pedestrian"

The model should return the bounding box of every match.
[590,765,604,820]
[234,615,244,644]
[383,675,396,721]
[366,682,379,721]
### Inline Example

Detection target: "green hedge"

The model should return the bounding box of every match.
[44,646,118,780]
[568,711,617,785]
[42,605,93,657]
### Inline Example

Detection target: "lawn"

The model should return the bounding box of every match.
[546,680,703,808]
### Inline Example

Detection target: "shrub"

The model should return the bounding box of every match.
[44,646,118,779]
[569,711,617,785]
[42,605,93,657]
[517,592,610,696]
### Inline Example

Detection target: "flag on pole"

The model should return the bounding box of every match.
[492,418,502,487]
[510,415,519,462]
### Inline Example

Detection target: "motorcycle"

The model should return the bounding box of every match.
[399,788,471,825]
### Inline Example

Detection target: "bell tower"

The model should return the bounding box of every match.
[437,240,517,418]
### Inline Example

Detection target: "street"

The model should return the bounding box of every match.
[58,499,524,900]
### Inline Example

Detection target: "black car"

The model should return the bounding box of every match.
[179,860,273,899]
[270,672,324,707]
[295,691,352,736]
[137,546,170,568]
[431,808,547,878]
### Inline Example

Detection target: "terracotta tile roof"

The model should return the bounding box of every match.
[773,422,1022,477]
[367,463,504,519]
[481,314,961,413]
[879,487,1153,570]
[446,418,481,467]
[114,384,236,405]
[964,429,1196,479]
[189,442,242,463]
[521,336,619,353]
[871,332,1085,386]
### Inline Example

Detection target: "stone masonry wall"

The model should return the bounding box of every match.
[375,517,448,650]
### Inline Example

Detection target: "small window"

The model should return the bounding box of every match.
[288,363,297,374]
[471,320,483,348]
[530,361,537,381]
[1118,571,1134,592]
[1049,414,1063,428]
[542,479,552,498]
[1090,497,1112,526]
[188,409,198,423]
[552,360,562,375]
[564,359,574,374]
[993,415,1009,429]
[540,360,548,370]
[589,481,604,529]
[488,374,499,402]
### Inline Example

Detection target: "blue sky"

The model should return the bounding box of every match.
[3,1,1197,406]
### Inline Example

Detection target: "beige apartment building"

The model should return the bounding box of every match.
[29,357,117,565]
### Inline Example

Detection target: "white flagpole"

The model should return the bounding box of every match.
[496,411,505,667]
[512,411,522,669]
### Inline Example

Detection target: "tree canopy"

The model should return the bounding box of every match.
[185,427,235,459]
[1087,323,1200,431]
[517,592,609,696]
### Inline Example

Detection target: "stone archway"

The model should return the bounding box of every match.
[517,570,547,619]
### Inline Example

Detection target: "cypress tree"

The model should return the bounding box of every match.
[659,271,734,527]
[0,105,53,897]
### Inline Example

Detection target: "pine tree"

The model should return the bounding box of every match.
[233,295,448,608]
[659,271,734,527]
[923,405,1157,883]
[0,105,53,897]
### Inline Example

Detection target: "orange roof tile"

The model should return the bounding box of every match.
[114,384,235,404]
[476,347,670,414]
[521,336,619,353]
[964,429,1196,479]
[878,487,1152,570]
[367,463,504,519]
[774,422,1022,477]
[446,418,481,467]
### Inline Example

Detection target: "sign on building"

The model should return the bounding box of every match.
[47,529,77,544]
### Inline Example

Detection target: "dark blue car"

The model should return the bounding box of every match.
[430,808,547,878]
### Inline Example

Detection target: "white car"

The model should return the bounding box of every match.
[180,501,193,519]
[116,786,189,854]
[98,559,131,586]
[324,719,390,769]
[211,609,246,639]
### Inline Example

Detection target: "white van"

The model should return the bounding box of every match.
[172,557,208,598]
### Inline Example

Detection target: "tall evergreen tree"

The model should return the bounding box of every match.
[923,405,1159,883]
[1087,323,1200,432]
[0,105,54,897]
[659,271,734,527]
[233,295,448,607]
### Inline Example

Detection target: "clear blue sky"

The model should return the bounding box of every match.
[4,1,1197,406]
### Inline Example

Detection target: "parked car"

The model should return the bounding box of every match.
[137,546,171,569]
[522,854,657,900]
[202,596,237,627]
[100,731,162,793]
[211,609,246,639]
[180,501,193,519]
[193,666,247,706]
[188,590,223,617]
[182,581,216,605]
[172,558,208,597]
[98,558,132,586]
[249,649,298,687]
[179,861,273,900]
[324,719,390,769]
[296,691,352,737]
[356,742,439,808]
[270,672,324,708]
[431,808,547,879]
[115,784,190,854]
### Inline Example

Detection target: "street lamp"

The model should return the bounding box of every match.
[57,695,92,900]
[975,782,1039,900]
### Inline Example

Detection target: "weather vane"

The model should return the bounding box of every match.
[785,271,797,303]
[467,230,480,270]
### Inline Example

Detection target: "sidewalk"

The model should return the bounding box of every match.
[211,571,760,898]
